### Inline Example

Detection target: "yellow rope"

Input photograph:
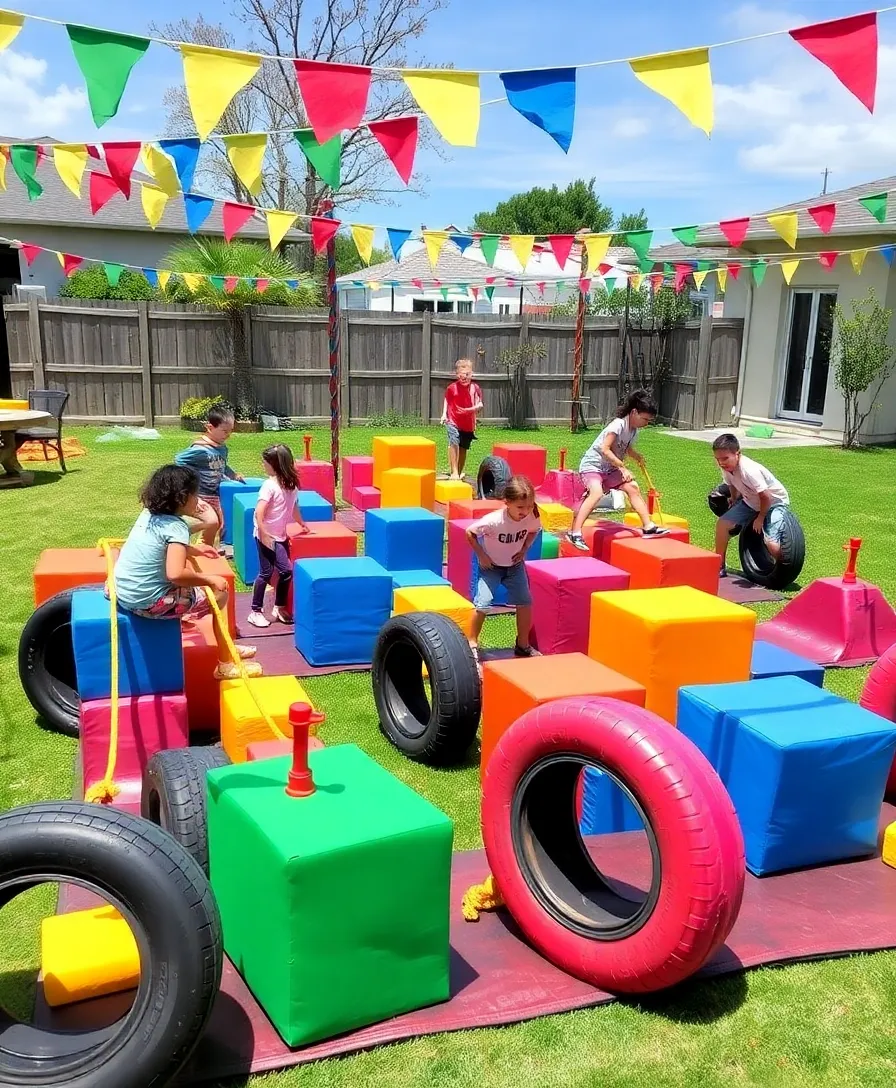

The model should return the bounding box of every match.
[640,465,666,528]
[84,538,125,804]
[461,874,504,921]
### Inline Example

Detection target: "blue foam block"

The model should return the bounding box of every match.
[219,478,264,545]
[71,587,184,701]
[751,640,824,687]
[391,569,451,589]
[294,557,393,666]
[364,508,444,575]
[232,492,261,585]
[297,490,333,523]
[579,767,642,835]
[678,676,896,875]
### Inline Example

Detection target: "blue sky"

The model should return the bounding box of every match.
[4,0,896,245]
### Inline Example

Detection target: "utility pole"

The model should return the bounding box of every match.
[821,168,831,195]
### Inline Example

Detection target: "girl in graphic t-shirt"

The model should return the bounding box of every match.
[246,445,309,629]
[465,475,542,666]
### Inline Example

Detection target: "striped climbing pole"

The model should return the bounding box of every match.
[320,198,340,483]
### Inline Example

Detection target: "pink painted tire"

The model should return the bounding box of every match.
[860,643,896,796]
[481,696,745,994]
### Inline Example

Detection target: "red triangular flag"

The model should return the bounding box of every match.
[485,276,496,285]
[650,273,664,291]
[506,277,515,287]
[87,145,100,159]
[432,279,441,288]
[103,141,141,198]
[673,263,691,291]
[61,253,83,277]
[89,171,121,215]
[294,60,372,144]
[224,276,239,293]
[819,251,839,270]
[34,145,45,168]
[808,203,836,233]
[471,286,479,300]
[20,243,42,265]
[597,263,611,276]
[310,215,340,254]
[255,278,270,293]
[368,117,418,186]
[790,13,877,113]
[728,262,741,281]
[578,277,590,295]
[411,278,423,289]
[549,234,575,269]
[222,202,255,242]
[536,281,545,294]
[719,217,750,247]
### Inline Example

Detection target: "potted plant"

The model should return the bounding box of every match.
[179,395,229,432]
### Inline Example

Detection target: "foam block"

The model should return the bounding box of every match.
[220,674,315,763]
[884,822,896,869]
[481,653,645,777]
[623,511,690,532]
[393,585,475,636]
[182,615,220,732]
[33,547,119,606]
[493,443,547,487]
[608,537,721,595]
[589,586,755,724]
[381,467,436,510]
[207,744,453,1046]
[219,478,264,546]
[294,557,393,666]
[536,502,574,533]
[71,588,184,701]
[0,398,29,410]
[579,768,643,835]
[435,478,473,505]
[446,498,502,521]
[751,640,825,687]
[297,490,334,522]
[391,569,451,589]
[287,521,357,561]
[445,519,503,605]
[41,906,139,1007]
[351,485,381,511]
[538,533,561,559]
[191,554,236,636]
[538,468,582,508]
[342,456,374,503]
[372,436,437,488]
[587,519,690,563]
[679,676,896,875]
[233,492,261,585]
[364,508,444,575]
[527,557,630,656]
[296,460,336,506]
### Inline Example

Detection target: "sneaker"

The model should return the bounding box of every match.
[214,661,264,680]
[720,565,728,579]
[565,531,589,552]
[514,643,541,658]
[246,611,270,628]
[641,524,669,537]
[272,606,293,625]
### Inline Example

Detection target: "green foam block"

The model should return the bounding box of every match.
[539,532,561,559]
[207,744,453,1047]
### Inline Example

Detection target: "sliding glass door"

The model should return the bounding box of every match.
[778,289,836,422]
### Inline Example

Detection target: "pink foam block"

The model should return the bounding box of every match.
[447,518,478,599]
[296,460,335,506]
[758,577,896,667]
[342,456,374,504]
[350,485,380,511]
[80,694,189,798]
[527,556,630,655]
[537,469,583,509]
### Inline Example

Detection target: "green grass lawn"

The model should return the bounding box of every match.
[2,423,896,1087]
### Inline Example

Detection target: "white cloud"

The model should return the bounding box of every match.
[0,50,87,133]
[610,117,650,139]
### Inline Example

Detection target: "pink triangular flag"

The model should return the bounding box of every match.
[87,145,100,159]
[808,203,836,233]
[255,278,270,293]
[728,262,741,281]
[536,281,545,294]
[222,202,255,242]
[310,215,340,254]
[486,276,496,285]
[294,60,372,143]
[506,277,515,287]
[819,251,839,269]
[471,286,479,300]
[719,217,750,247]
[549,234,575,269]
[432,279,441,288]
[89,171,121,215]
[20,243,42,265]
[790,12,877,112]
[411,278,423,289]
[61,253,83,277]
[368,117,418,186]
[579,277,590,295]
[673,264,691,291]
[34,145,45,168]
[103,142,141,198]
[224,276,239,293]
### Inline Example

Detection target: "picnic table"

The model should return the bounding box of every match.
[0,408,53,488]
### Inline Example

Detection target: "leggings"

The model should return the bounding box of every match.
[251,538,291,611]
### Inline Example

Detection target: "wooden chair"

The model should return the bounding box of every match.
[16,390,70,473]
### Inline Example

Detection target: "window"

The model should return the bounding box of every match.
[413,299,435,312]
[456,301,472,314]
[498,304,511,315]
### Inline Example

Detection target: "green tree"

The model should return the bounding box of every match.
[328,234,392,277]
[832,287,896,448]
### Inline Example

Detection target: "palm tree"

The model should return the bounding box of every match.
[164,240,321,420]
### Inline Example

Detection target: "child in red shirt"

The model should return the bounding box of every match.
[440,358,483,480]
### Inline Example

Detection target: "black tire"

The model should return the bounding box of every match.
[17,587,86,738]
[707,483,741,535]
[476,455,512,500]
[372,613,481,766]
[738,505,805,590]
[141,746,231,875]
[0,802,222,1088]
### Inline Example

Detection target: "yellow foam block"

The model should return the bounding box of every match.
[435,478,473,504]
[372,436,437,488]
[41,906,139,1007]
[884,822,896,869]
[0,398,29,411]
[537,502,574,533]
[588,585,755,724]
[624,511,689,531]
[220,674,314,763]
[381,467,436,510]
[393,584,475,636]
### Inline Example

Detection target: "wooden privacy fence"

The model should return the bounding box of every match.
[3,296,744,430]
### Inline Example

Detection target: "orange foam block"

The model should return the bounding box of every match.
[380,467,436,510]
[246,735,324,761]
[33,547,119,606]
[191,554,236,637]
[609,537,721,594]
[182,615,221,732]
[41,906,139,1007]
[372,436,436,488]
[587,519,689,562]
[447,498,503,521]
[480,652,646,778]
[589,586,755,724]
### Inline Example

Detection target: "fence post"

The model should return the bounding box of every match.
[137,301,154,427]
[692,311,714,430]
[421,309,432,423]
[339,310,350,425]
[27,294,44,389]
[518,312,529,347]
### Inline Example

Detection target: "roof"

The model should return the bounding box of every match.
[648,241,746,262]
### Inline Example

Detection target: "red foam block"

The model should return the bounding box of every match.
[296,460,335,506]
[537,469,583,508]
[493,443,547,487]
[588,519,689,562]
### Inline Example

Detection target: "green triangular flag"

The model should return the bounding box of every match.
[209,275,225,291]
[672,225,698,247]
[440,287,449,301]
[604,277,617,294]
[485,285,495,301]
[663,262,673,275]
[66,25,150,128]
[638,257,654,274]
[859,192,887,224]
[625,229,653,262]
[697,260,712,272]
[752,260,767,286]
[10,145,42,201]
[479,235,500,266]
[294,130,341,190]
[103,262,124,287]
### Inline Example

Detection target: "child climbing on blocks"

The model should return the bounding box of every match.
[711,433,790,577]
[175,404,244,551]
[440,358,483,480]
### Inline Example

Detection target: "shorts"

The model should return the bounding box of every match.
[446,422,476,450]
[474,563,531,610]
[129,585,211,620]
[722,499,788,544]
[184,495,223,537]
[581,468,627,493]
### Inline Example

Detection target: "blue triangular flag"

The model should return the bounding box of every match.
[499,68,576,153]
[450,234,474,254]
[142,268,159,287]
[286,279,299,289]
[184,193,214,234]
[159,138,201,194]
[881,245,896,266]
[387,228,412,259]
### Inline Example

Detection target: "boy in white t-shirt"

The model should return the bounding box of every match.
[711,433,790,577]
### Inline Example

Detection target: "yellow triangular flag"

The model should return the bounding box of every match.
[629,47,713,135]
[630,273,643,291]
[223,133,266,197]
[157,270,172,291]
[767,211,798,249]
[402,70,480,147]
[0,10,24,51]
[180,45,262,142]
[509,235,535,269]
[850,249,868,275]
[141,184,169,229]
[368,281,381,290]
[265,209,297,250]
[0,147,7,192]
[716,266,727,292]
[52,144,88,198]
[781,259,800,284]
[583,233,611,268]
[423,230,450,268]
[142,144,181,198]
[182,273,204,293]
[351,224,376,265]
[693,269,708,289]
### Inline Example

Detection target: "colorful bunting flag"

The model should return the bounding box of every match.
[59,252,83,277]
[583,233,611,268]
[510,235,535,269]
[450,234,474,254]
[780,259,800,284]
[672,225,698,246]
[716,266,727,292]
[629,47,713,134]
[693,269,708,289]
[182,273,203,293]
[0,9,23,50]
[625,229,654,263]
[402,70,480,147]
[728,262,741,280]
[471,286,479,301]
[142,144,181,198]
[224,276,239,293]
[293,60,372,144]
[549,235,575,269]
[142,268,158,288]
[579,277,591,295]
[180,44,261,142]
[141,185,168,229]
[536,281,545,294]
[52,144,88,197]
[630,274,643,291]
[103,262,124,287]
[673,264,690,292]
[440,287,449,301]
[0,146,6,192]
[157,270,171,291]
[222,202,255,242]
[859,192,887,223]
[159,138,200,195]
[10,145,41,200]
[66,26,150,127]
[88,171,120,215]
[256,278,270,293]
[20,244,42,265]
[850,249,868,274]
[411,278,423,289]
[423,230,449,268]
[368,117,418,186]
[209,275,225,292]
[479,235,500,266]
[880,245,896,266]
[265,209,297,250]
[767,211,798,248]
[790,13,877,113]
[499,67,576,153]
[103,141,141,198]
[294,130,341,190]
[387,228,411,259]
[485,285,495,302]
[223,133,266,197]
[808,203,836,233]
[719,217,749,247]
[310,215,340,254]
[351,224,376,265]
[819,251,838,270]
[184,193,214,234]
[752,260,767,285]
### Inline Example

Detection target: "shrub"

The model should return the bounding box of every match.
[59,268,160,301]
